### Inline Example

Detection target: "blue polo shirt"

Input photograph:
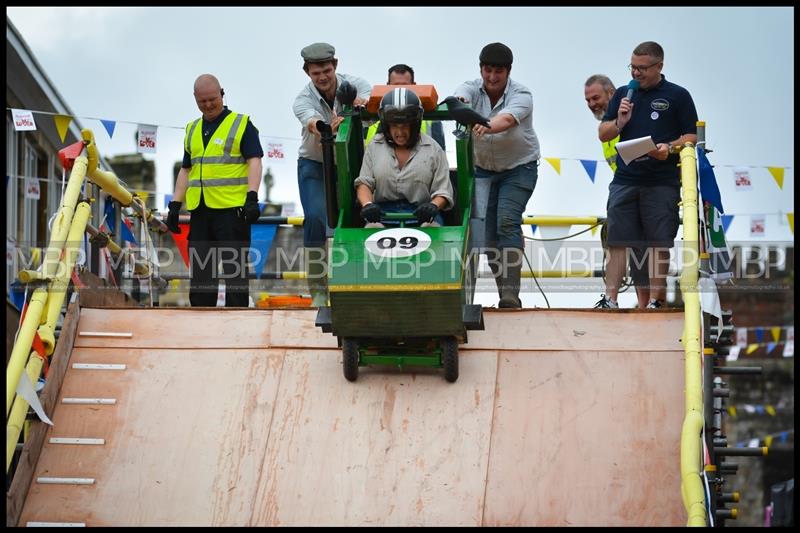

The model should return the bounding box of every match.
[603,75,697,186]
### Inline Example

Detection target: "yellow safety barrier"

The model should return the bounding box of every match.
[7,129,164,473]
[675,142,707,526]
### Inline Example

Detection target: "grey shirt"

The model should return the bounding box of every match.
[293,72,372,162]
[354,133,454,210]
[452,77,540,171]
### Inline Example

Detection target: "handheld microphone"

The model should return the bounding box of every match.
[625,79,640,101]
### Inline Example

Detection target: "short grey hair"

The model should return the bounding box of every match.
[584,74,615,93]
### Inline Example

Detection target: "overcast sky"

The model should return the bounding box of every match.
[7,7,794,307]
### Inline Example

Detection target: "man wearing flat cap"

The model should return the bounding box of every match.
[292,42,371,306]
[453,42,541,309]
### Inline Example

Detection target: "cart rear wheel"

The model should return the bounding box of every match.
[442,337,458,383]
[342,338,359,382]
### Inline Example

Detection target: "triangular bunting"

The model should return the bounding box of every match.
[697,148,725,213]
[544,158,561,175]
[766,405,777,416]
[767,167,784,189]
[54,115,72,143]
[171,223,191,267]
[529,224,537,236]
[787,213,794,234]
[590,224,599,237]
[579,159,597,183]
[766,342,777,354]
[121,218,137,244]
[755,328,764,343]
[250,225,277,278]
[746,343,759,355]
[771,327,781,343]
[764,435,773,447]
[100,119,117,139]
[721,214,734,234]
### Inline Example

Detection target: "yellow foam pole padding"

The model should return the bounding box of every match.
[40,202,93,355]
[18,156,88,284]
[676,143,707,526]
[6,202,93,471]
[7,153,90,415]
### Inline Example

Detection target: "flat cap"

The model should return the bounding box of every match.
[479,42,513,67]
[301,42,336,63]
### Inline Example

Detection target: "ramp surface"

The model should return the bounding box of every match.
[18,308,686,526]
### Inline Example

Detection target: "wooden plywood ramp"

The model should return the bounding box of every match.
[16,307,687,526]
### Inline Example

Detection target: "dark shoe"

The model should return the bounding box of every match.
[646,299,665,309]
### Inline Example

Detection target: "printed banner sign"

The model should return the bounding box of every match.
[137,124,157,154]
[12,109,36,131]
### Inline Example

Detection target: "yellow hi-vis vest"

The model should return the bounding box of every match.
[602,135,620,172]
[184,112,250,210]
[365,120,431,145]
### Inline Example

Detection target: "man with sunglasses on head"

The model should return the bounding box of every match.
[595,41,698,310]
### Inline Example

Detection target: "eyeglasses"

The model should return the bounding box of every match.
[628,60,662,74]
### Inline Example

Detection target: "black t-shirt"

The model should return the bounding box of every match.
[181,107,264,168]
[603,76,698,186]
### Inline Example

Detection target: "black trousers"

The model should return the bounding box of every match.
[187,203,251,307]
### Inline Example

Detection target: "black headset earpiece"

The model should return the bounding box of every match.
[220,89,225,97]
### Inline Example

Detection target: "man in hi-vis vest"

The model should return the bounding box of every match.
[166,74,263,307]
[584,74,649,309]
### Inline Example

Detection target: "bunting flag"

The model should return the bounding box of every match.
[529,224,537,237]
[767,167,785,189]
[721,214,735,234]
[544,158,561,175]
[705,204,733,280]
[121,218,137,245]
[726,345,740,362]
[136,124,158,154]
[784,340,794,357]
[755,328,764,343]
[579,159,597,183]
[250,225,277,278]
[771,327,782,343]
[590,224,599,237]
[12,109,37,131]
[746,343,759,355]
[100,119,117,139]
[787,213,794,234]
[697,148,724,213]
[171,223,191,267]
[766,342,777,354]
[736,327,747,347]
[54,115,72,143]
[750,215,766,237]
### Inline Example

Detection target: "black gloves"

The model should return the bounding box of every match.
[244,190,260,223]
[413,202,439,224]
[360,203,382,223]
[166,201,182,234]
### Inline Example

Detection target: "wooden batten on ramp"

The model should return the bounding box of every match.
[14,307,687,526]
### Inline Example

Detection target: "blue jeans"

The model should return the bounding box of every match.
[474,161,538,250]
[375,199,445,226]
[297,158,332,247]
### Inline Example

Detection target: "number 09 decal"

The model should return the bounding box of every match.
[364,228,432,258]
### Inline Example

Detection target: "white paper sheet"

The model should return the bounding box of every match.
[615,135,657,165]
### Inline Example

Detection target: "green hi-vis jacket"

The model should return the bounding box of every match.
[603,135,620,172]
[184,112,250,210]
[365,120,432,146]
